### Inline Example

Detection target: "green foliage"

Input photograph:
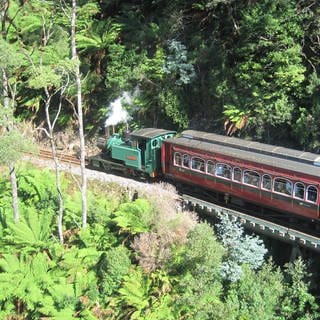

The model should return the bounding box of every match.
[0,38,26,70]
[173,223,226,319]
[112,198,152,234]
[77,18,122,53]
[0,179,13,224]
[113,267,175,319]
[225,0,306,138]
[159,88,189,129]
[104,45,141,91]
[58,246,100,297]
[181,222,224,275]
[17,166,62,211]
[3,0,320,149]
[192,0,231,11]
[97,246,132,297]
[0,130,36,165]
[163,39,196,85]
[116,267,152,319]
[2,207,54,253]
[26,23,74,90]
[279,258,320,320]
[0,165,319,319]
[64,188,119,248]
[0,252,76,319]
[293,72,320,150]
[225,263,284,320]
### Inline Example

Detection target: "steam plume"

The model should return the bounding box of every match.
[104,89,139,127]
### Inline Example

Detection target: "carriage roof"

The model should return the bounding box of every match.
[166,130,320,178]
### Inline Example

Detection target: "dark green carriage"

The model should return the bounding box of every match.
[104,128,176,177]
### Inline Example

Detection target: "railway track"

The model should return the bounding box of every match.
[38,148,80,165]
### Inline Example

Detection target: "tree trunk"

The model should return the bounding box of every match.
[1,1,20,222]
[44,92,64,243]
[9,162,19,221]
[71,0,87,228]
[2,67,20,222]
[50,136,64,244]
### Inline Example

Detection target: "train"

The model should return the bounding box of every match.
[87,127,320,223]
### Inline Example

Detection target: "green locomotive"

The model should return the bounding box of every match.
[87,128,176,178]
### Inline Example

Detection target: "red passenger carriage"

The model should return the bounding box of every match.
[162,130,320,221]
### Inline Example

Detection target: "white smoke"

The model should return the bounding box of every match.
[104,88,139,128]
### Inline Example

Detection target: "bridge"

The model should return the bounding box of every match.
[182,194,320,253]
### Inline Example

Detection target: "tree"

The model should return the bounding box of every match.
[225,263,284,320]
[279,258,320,320]
[216,213,267,282]
[224,0,306,140]
[0,1,30,222]
[23,0,74,243]
[173,222,226,319]
[70,0,87,228]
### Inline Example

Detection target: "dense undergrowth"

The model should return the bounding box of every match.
[0,164,319,319]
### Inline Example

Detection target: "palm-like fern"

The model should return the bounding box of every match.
[76,18,122,53]
[114,267,176,319]
[117,267,152,319]
[0,252,76,319]
[112,198,152,235]
[3,207,54,253]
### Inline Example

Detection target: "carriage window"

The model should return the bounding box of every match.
[207,160,215,175]
[243,170,260,188]
[191,157,205,172]
[215,163,231,180]
[233,167,242,182]
[274,178,292,196]
[182,154,190,168]
[307,185,318,203]
[262,174,272,191]
[174,152,182,166]
[294,182,305,200]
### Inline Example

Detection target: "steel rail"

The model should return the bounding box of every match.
[38,148,80,165]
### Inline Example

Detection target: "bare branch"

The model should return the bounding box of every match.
[35,126,50,139]
[52,73,70,129]
[59,0,71,18]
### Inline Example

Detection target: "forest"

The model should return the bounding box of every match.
[0,0,319,148]
[1,0,320,319]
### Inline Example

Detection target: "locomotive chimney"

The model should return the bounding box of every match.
[105,126,110,137]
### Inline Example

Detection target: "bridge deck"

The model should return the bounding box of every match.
[182,194,320,252]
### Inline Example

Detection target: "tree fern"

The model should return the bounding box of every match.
[4,207,54,253]
[117,267,152,319]
[0,252,78,318]
[76,18,122,52]
[112,198,152,235]
[17,166,62,210]
[59,246,100,297]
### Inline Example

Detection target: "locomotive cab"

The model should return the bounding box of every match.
[128,129,176,177]
[101,128,175,177]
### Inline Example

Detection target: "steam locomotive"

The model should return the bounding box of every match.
[87,128,320,223]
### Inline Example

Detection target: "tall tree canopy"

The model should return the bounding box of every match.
[2,0,320,149]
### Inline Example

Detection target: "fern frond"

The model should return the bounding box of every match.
[113,199,152,234]
[118,268,151,310]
